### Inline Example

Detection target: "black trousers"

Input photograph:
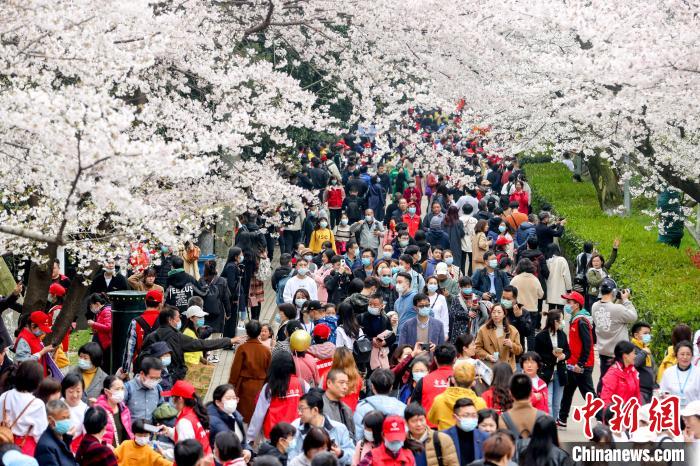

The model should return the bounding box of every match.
[597,355,614,395]
[281,229,301,255]
[329,209,342,229]
[559,367,596,423]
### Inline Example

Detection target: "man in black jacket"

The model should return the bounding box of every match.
[142,306,237,382]
[164,256,207,314]
[87,258,129,295]
[535,211,566,252]
[517,236,550,319]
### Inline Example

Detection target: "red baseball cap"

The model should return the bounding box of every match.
[312,324,331,340]
[383,415,407,442]
[145,289,163,304]
[561,291,584,307]
[29,311,52,333]
[48,283,66,297]
[161,380,196,399]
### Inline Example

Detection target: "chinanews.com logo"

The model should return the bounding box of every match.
[569,444,687,464]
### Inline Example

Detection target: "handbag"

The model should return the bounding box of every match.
[0,398,35,445]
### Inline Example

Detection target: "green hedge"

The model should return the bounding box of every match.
[524,162,700,358]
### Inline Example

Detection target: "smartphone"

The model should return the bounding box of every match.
[143,423,161,433]
[340,259,346,267]
[554,347,563,354]
[420,343,430,351]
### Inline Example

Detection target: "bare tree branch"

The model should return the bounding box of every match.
[243,0,275,38]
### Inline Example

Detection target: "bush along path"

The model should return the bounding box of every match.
[524,162,700,359]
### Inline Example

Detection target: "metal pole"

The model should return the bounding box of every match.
[696,204,700,238]
[623,154,631,216]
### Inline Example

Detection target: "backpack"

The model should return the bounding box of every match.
[501,410,546,462]
[0,398,36,446]
[346,197,362,222]
[276,271,293,305]
[135,315,160,356]
[353,334,372,367]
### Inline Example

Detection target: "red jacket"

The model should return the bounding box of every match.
[263,375,302,438]
[326,187,344,209]
[135,309,160,356]
[530,377,549,413]
[567,314,595,368]
[92,305,112,349]
[420,365,453,423]
[509,191,529,214]
[367,445,416,466]
[600,361,640,405]
[402,213,421,238]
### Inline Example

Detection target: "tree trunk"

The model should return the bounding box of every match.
[22,243,58,314]
[50,272,90,347]
[587,155,624,211]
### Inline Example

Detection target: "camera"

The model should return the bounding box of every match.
[616,288,631,300]
[420,343,430,351]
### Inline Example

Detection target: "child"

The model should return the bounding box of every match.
[521,351,549,413]
[259,323,274,350]
[114,419,172,466]
[324,303,336,317]
[334,214,353,254]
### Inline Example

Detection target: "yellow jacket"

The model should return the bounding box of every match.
[115,439,173,466]
[657,346,676,383]
[308,228,336,253]
[183,327,202,365]
[428,387,487,430]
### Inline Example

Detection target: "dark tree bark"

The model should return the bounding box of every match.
[587,154,624,211]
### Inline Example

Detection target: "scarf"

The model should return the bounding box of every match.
[167,268,185,276]
[631,338,651,366]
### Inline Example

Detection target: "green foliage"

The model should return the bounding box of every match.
[524,162,700,358]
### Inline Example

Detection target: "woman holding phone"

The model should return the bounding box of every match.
[534,310,570,421]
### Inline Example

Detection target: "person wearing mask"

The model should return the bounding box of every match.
[342,240,361,271]
[428,362,487,430]
[498,375,543,439]
[403,201,422,238]
[94,376,132,448]
[113,419,173,466]
[283,259,319,303]
[357,415,415,466]
[121,289,162,375]
[412,344,457,420]
[350,209,385,257]
[591,278,637,393]
[516,236,549,314]
[368,176,387,222]
[394,271,418,332]
[448,278,486,341]
[13,311,55,372]
[276,303,299,342]
[228,320,272,423]
[325,176,345,229]
[534,311,570,421]
[257,422,297,465]
[60,374,87,453]
[499,286,530,353]
[441,250,462,282]
[459,204,478,276]
[221,246,244,337]
[404,403,459,466]
[398,254,425,295]
[357,295,395,367]
[398,293,445,349]
[442,398,490,466]
[199,260,232,343]
[660,341,700,408]
[309,217,337,254]
[471,220,492,272]
[35,399,78,466]
[471,252,511,302]
[630,322,657,403]
[600,341,641,406]
[142,306,237,382]
[376,265,398,314]
[127,266,164,294]
[353,249,376,281]
[68,342,107,402]
[206,384,252,461]
[545,245,571,311]
[86,293,113,371]
[391,231,413,258]
[124,357,164,423]
[286,389,355,464]
[557,291,595,430]
[75,407,119,466]
[161,380,211,454]
[422,202,445,231]
[0,361,47,455]
[87,258,128,295]
[139,341,175,391]
[397,356,430,405]
[46,283,72,353]
[352,410,384,465]
[424,277,449,340]
[353,370,407,438]
[181,307,208,367]
[518,416,572,466]
[475,304,523,371]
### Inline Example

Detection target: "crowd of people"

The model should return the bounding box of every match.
[0,111,697,466]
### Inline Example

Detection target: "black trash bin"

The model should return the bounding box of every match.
[108,290,146,374]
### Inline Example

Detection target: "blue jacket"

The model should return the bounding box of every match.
[207,403,251,451]
[471,268,511,301]
[288,417,355,465]
[35,429,78,466]
[353,395,407,441]
[443,426,489,464]
[398,317,445,348]
[515,222,536,248]
[395,289,418,332]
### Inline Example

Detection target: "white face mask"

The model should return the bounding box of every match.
[110,390,125,404]
[135,436,150,447]
[223,399,238,414]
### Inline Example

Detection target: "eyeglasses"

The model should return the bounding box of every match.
[297,405,310,413]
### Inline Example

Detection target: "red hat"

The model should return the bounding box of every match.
[145,289,163,304]
[29,311,52,334]
[161,380,196,399]
[495,236,512,246]
[312,324,331,340]
[48,283,66,297]
[561,291,584,307]
[383,415,407,442]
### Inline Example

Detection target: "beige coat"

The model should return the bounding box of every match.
[509,272,543,311]
[546,255,572,305]
[475,323,523,371]
[471,232,490,272]
[409,429,459,466]
[498,399,540,437]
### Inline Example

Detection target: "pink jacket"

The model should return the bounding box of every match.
[530,377,549,413]
[600,362,640,405]
[94,394,133,446]
[92,305,112,349]
[314,266,334,303]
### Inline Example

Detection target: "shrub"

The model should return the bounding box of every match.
[524,162,700,358]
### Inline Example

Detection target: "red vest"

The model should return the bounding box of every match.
[327,187,344,209]
[402,214,421,238]
[135,309,160,357]
[421,365,453,424]
[174,406,211,455]
[263,375,302,438]
[370,445,415,466]
[47,304,62,322]
[14,328,47,374]
[567,315,595,368]
[316,358,333,382]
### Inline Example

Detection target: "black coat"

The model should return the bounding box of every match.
[324,271,352,305]
[87,272,129,295]
[142,325,232,381]
[518,248,550,291]
[258,442,288,465]
[35,429,78,466]
[199,275,231,333]
[534,328,571,385]
[155,255,174,288]
[164,270,207,313]
[535,223,565,252]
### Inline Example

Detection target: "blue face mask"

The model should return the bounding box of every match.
[174,320,182,330]
[275,313,282,323]
[78,358,93,371]
[498,225,506,233]
[381,276,392,286]
[54,419,73,435]
[399,240,409,247]
[391,266,400,275]
[33,329,44,337]
[412,371,427,382]
[458,418,478,432]
[320,221,328,228]
[385,440,404,453]
[642,334,652,345]
[365,215,373,222]
[427,284,438,293]
[341,219,348,226]
[196,318,205,327]
[362,258,372,266]
[445,257,454,265]
[368,307,381,316]
[418,307,432,317]
[563,304,573,314]
[408,207,416,215]
[161,356,171,367]
[462,287,473,295]
[382,251,392,259]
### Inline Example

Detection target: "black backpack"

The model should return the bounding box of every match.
[353,334,372,367]
[346,197,362,222]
